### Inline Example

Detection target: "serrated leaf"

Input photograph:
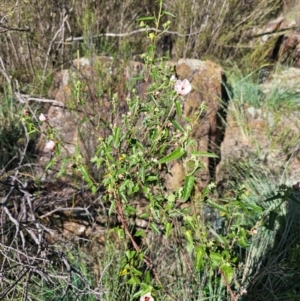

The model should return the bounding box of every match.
[220,263,233,284]
[209,252,223,267]
[158,147,185,164]
[182,175,195,201]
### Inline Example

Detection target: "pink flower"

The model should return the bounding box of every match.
[45,140,56,151]
[174,79,192,96]
[140,292,154,301]
[39,113,48,122]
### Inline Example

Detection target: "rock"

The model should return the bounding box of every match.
[256,16,300,67]
[216,69,300,191]
[167,59,228,191]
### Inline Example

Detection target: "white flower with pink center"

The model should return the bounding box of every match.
[174,79,192,96]
[140,292,154,301]
[39,113,48,122]
[45,140,55,151]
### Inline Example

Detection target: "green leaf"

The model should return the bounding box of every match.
[171,119,185,133]
[56,158,68,178]
[91,185,97,194]
[264,193,282,202]
[209,228,228,248]
[144,271,151,284]
[175,100,182,117]
[139,166,145,183]
[117,227,124,239]
[184,230,193,245]
[119,179,131,192]
[202,186,210,199]
[125,250,136,260]
[186,242,194,254]
[150,223,160,233]
[132,267,143,276]
[206,199,228,214]
[220,263,233,284]
[56,142,61,156]
[109,200,116,216]
[106,152,114,162]
[195,245,205,270]
[79,165,93,186]
[209,252,223,267]
[158,147,185,164]
[45,158,55,170]
[182,175,195,201]
[134,229,144,237]
[127,277,140,284]
[137,16,155,21]
[146,175,158,182]
[139,213,149,219]
[237,237,249,248]
[246,202,263,213]
[120,191,128,202]
[113,126,121,148]
[81,117,89,124]
[164,222,172,238]
[162,10,176,17]
[124,204,137,216]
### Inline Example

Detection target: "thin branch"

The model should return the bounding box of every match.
[0,24,30,33]
[0,56,12,94]
[38,206,91,219]
[63,27,204,43]
[14,92,64,106]
[248,26,300,39]
[43,13,70,79]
